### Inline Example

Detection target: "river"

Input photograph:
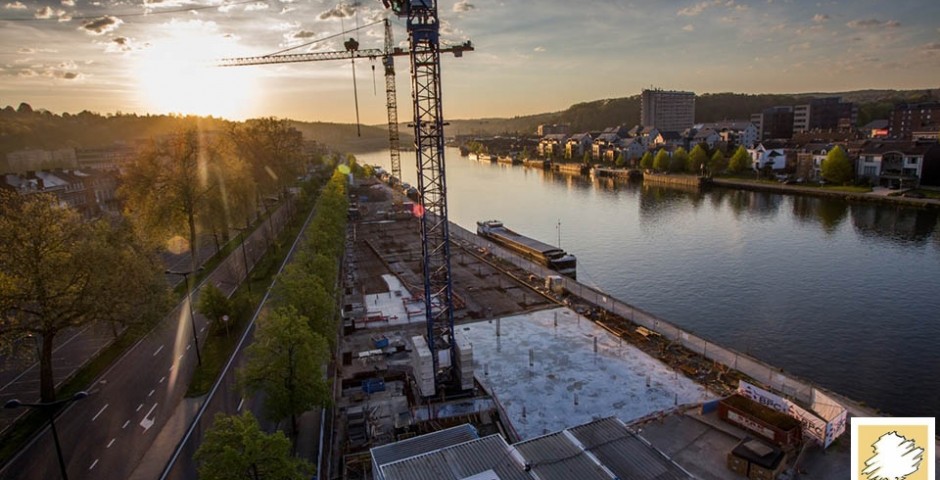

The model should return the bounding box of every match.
[354,148,940,418]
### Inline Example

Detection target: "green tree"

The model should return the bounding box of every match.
[728,145,752,173]
[197,284,232,334]
[195,412,313,480]
[229,117,305,197]
[653,149,670,172]
[669,147,689,173]
[0,192,167,401]
[709,149,728,174]
[820,146,853,185]
[240,306,330,441]
[582,151,592,165]
[639,151,654,170]
[688,144,709,174]
[275,265,336,343]
[120,126,222,268]
[614,153,626,168]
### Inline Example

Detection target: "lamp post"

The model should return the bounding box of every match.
[234,225,252,295]
[5,391,89,480]
[166,268,204,366]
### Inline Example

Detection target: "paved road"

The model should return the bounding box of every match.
[0,203,293,480]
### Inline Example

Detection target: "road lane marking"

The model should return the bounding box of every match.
[152,345,164,357]
[159,376,166,384]
[122,420,130,429]
[178,354,184,361]
[107,439,115,449]
[140,403,158,432]
[91,404,109,421]
[136,404,143,412]
[186,344,191,351]
[148,389,155,397]
[200,327,205,333]
[237,398,244,412]
[89,459,98,470]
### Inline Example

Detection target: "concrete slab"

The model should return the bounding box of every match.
[461,307,714,439]
[361,274,426,328]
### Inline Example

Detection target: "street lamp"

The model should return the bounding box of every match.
[234,225,252,295]
[165,268,204,366]
[5,391,89,480]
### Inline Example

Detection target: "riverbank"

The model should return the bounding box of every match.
[710,178,940,209]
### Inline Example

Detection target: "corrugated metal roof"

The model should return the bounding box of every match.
[567,417,693,480]
[371,423,479,470]
[514,431,612,480]
[380,434,531,480]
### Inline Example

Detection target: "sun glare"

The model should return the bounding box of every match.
[134,21,259,119]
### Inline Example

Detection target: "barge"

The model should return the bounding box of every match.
[476,220,576,279]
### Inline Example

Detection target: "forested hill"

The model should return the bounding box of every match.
[0,104,398,171]
[445,88,940,136]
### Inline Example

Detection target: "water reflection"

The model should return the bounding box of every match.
[791,196,849,235]
[720,189,782,220]
[851,203,939,244]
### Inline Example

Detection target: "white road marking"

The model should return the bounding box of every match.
[139,403,158,432]
[148,389,155,397]
[159,376,166,384]
[178,354,184,361]
[136,404,143,412]
[107,439,116,449]
[91,404,108,422]
[122,420,130,429]
[152,345,164,357]
[200,327,205,333]
[186,344,191,351]
[89,459,98,470]
[236,398,244,412]
[168,366,174,373]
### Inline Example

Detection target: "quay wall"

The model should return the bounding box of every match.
[448,221,874,416]
[643,172,706,188]
[553,163,589,175]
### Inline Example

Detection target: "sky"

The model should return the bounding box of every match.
[1,0,939,124]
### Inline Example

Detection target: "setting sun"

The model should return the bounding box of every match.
[133,20,259,119]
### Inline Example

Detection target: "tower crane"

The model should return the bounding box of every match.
[223,0,468,394]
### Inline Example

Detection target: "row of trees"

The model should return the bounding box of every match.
[637,144,754,175]
[195,169,349,479]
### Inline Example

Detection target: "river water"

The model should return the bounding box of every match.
[355,148,940,418]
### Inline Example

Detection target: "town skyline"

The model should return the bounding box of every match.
[1,0,939,124]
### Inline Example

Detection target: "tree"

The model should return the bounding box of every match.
[639,151,654,170]
[614,153,626,168]
[240,306,330,442]
[582,151,592,165]
[709,149,728,174]
[669,147,689,173]
[275,265,336,343]
[0,192,167,401]
[689,144,709,174]
[653,149,670,172]
[229,118,305,197]
[821,146,853,185]
[728,145,752,173]
[198,284,232,334]
[120,126,222,269]
[195,412,314,480]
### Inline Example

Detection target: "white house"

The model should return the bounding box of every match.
[617,138,647,162]
[856,141,934,188]
[748,143,787,171]
[565,133,593,159]
[538,133,568,158]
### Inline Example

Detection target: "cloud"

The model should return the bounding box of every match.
[4,1,27,9]
[81,15,122,35]
[453,0,474,12]
[533,46,545,52]
[103,36,139,52]
[293,30,315,39]
[812,14,829,23]
[678,1,713,16]
[61,0,74,5]
[244,2,268,11]
[18,47,34,53]
[682,24,694,32]
[317,2,358,20]
[789,42,811,52]
[847,18,900,29]
[34,6,53,18]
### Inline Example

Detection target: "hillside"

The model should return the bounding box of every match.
[445,88,940,137]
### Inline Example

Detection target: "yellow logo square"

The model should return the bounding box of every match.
[852,417,935,480]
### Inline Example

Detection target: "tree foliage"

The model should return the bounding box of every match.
[653,149,670,172]
[639,151,654,170]
[688,144,709,174]
[195,411,313,480]
[728,145,752,173]
[240,306,330,440]
[821,146,854,185]
[709,149,728,174]
[0,192,167,401]
[197,283,233,334]
[229,118,305,197]
[669,147,689,173]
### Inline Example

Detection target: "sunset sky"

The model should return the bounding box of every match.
[1,0,939,124]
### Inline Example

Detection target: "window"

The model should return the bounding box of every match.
[863,166,877,176]
[907,157,918,165]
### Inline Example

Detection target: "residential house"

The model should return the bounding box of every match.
[565,133,593,159]
[592,130,621,161]
[860,120,889,139]
[659,131,685,149]
[748,143,788,171]
[538,134,568,158]
[794,143,834,180]
[1,169,119,217]
[629,126,661,147]
[617,138,647,163]
[690,127,721,149]
[856,141,940,188]
[708,121,758,148]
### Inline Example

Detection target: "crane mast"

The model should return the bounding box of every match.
[382,19,402,183]
[386,0,456,392]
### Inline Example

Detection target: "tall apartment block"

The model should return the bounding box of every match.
[889,102,940,139]
[640,89,695,133]
[751,106,795,141]
[793,97,857,133]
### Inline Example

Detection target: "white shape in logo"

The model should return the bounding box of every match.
[863,431,924,480]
